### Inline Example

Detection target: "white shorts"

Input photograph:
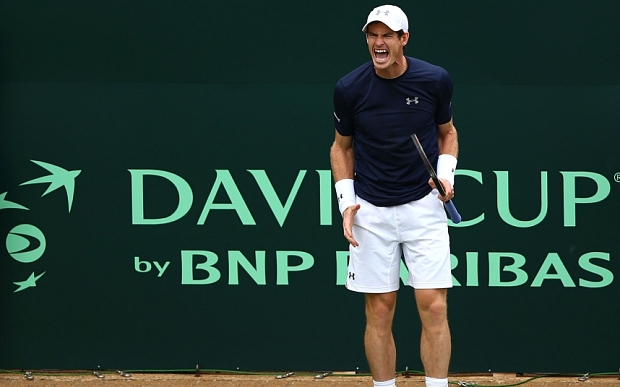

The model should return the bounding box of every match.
[346,191,453,293]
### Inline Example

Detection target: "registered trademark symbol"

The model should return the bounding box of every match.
[615,172,620,183]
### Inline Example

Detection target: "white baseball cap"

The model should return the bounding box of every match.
[361,5,409,33]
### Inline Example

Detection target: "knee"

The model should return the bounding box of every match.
[365,293,397,326]
[418,297,448,327]
[427,298,448,318]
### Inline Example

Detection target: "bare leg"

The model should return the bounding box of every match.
[364,292,398,382]
[414,288,451,378]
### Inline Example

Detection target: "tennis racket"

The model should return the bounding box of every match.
[411,134,462,224]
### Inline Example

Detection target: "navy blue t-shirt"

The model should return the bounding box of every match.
[333,56,453,207]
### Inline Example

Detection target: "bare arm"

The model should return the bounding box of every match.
[330,130,355,181]
[330,130,359,247]
[437,119,458,158]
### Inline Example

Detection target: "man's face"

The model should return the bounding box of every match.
[366,22,409,74]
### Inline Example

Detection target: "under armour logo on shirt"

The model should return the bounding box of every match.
[406,97,419,105]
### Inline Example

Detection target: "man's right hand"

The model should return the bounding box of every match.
[342,204,361,247]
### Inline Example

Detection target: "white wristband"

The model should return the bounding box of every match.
[335,179,356,216]
[437,154,457,186]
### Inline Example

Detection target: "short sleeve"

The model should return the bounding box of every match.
[435,69,454,125]
[333,79,353,136]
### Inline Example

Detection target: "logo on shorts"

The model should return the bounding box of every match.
[406,97,419,105]
[348,272,355,280]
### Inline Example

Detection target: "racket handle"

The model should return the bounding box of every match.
[444,200,461,224]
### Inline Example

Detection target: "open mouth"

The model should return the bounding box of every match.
[374,49,389,63]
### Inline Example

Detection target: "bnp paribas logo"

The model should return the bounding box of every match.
[2,160,80,293]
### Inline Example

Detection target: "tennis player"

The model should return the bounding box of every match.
[330,5,458,387]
